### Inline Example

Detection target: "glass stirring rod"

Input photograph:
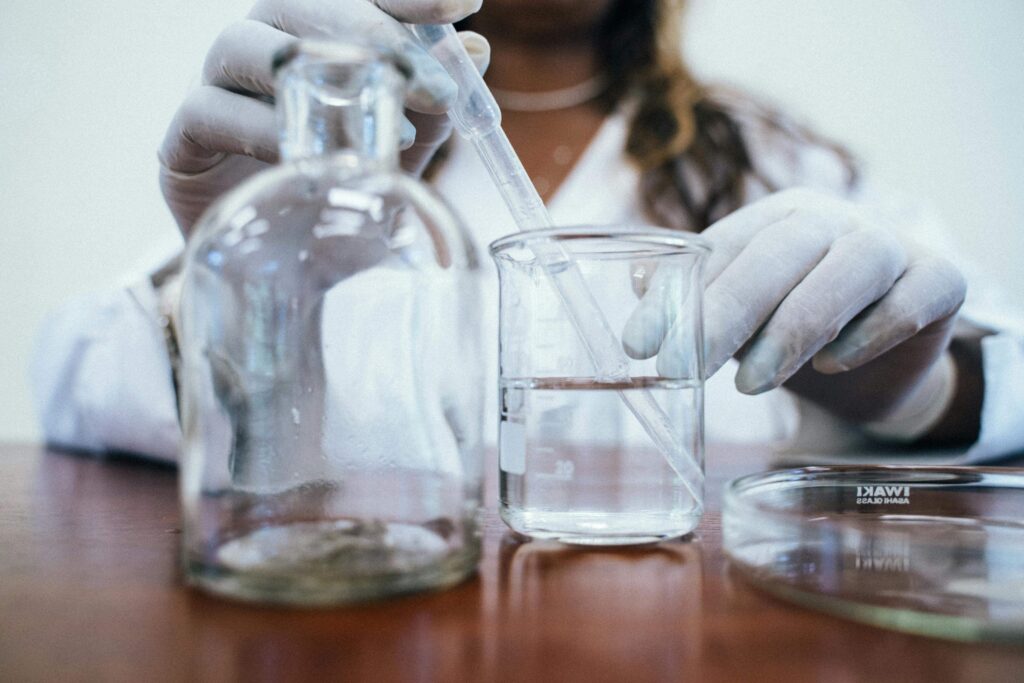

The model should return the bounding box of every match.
[408,24,704,504]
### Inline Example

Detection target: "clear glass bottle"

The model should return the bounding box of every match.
[177,41,484,605]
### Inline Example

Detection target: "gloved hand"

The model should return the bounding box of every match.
[623,188,967,423]
[159,0,489,235]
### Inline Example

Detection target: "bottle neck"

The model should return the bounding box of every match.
[276,53,405,168]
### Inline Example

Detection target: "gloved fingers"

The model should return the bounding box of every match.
[160,155,270,233]
[734,227,907,394]
[399,31,489,175]
[702,213,842,377]
[248,0,457,114]
[621,265,690,360]
[813,253,966,373]
[372,0,482,24]
[656,315,703,379]
[457,30,491,74]
[400,110,453,175]
[203,20,294,97]
[701,188,835,283]
[628,259,660,299]
[159,86,278,175]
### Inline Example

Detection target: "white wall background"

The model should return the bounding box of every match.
[1,0,1022,441]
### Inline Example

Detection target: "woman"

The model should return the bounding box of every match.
[33,0,1024,461]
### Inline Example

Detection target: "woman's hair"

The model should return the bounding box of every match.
[446,0,859,232]
[599,0,858,231]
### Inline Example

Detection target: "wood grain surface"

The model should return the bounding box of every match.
[1,442,1021,682]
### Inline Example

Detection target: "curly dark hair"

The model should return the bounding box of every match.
[600,0,859,230]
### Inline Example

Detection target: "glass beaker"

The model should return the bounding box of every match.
[491,227,709,545]
[177,41,484,605]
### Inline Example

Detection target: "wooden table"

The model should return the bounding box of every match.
[1,442,1020,682]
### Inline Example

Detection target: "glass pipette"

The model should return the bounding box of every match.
[408,24,703,504]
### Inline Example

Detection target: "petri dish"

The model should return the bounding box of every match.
[722,466,1024,642]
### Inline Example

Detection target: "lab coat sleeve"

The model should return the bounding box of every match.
[31,279,181,463]
[970,332,1024,461]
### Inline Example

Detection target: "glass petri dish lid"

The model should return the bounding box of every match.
[723,466,1024,642]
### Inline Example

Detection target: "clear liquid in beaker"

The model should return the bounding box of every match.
[499,377,703,545]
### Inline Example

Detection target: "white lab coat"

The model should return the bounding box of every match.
[31,107,1024,464]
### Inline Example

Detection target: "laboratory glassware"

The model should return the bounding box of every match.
[492,226,709,545]
[177,41,484,605]
[724,466,1024,641]
[409,23,704,501]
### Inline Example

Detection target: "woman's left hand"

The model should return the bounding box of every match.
[625,188,967,422]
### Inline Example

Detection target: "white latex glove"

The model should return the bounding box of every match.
[623,188,967,422]
[159,0,489,234]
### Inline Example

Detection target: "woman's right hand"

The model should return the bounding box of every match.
[158,0,488,236]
